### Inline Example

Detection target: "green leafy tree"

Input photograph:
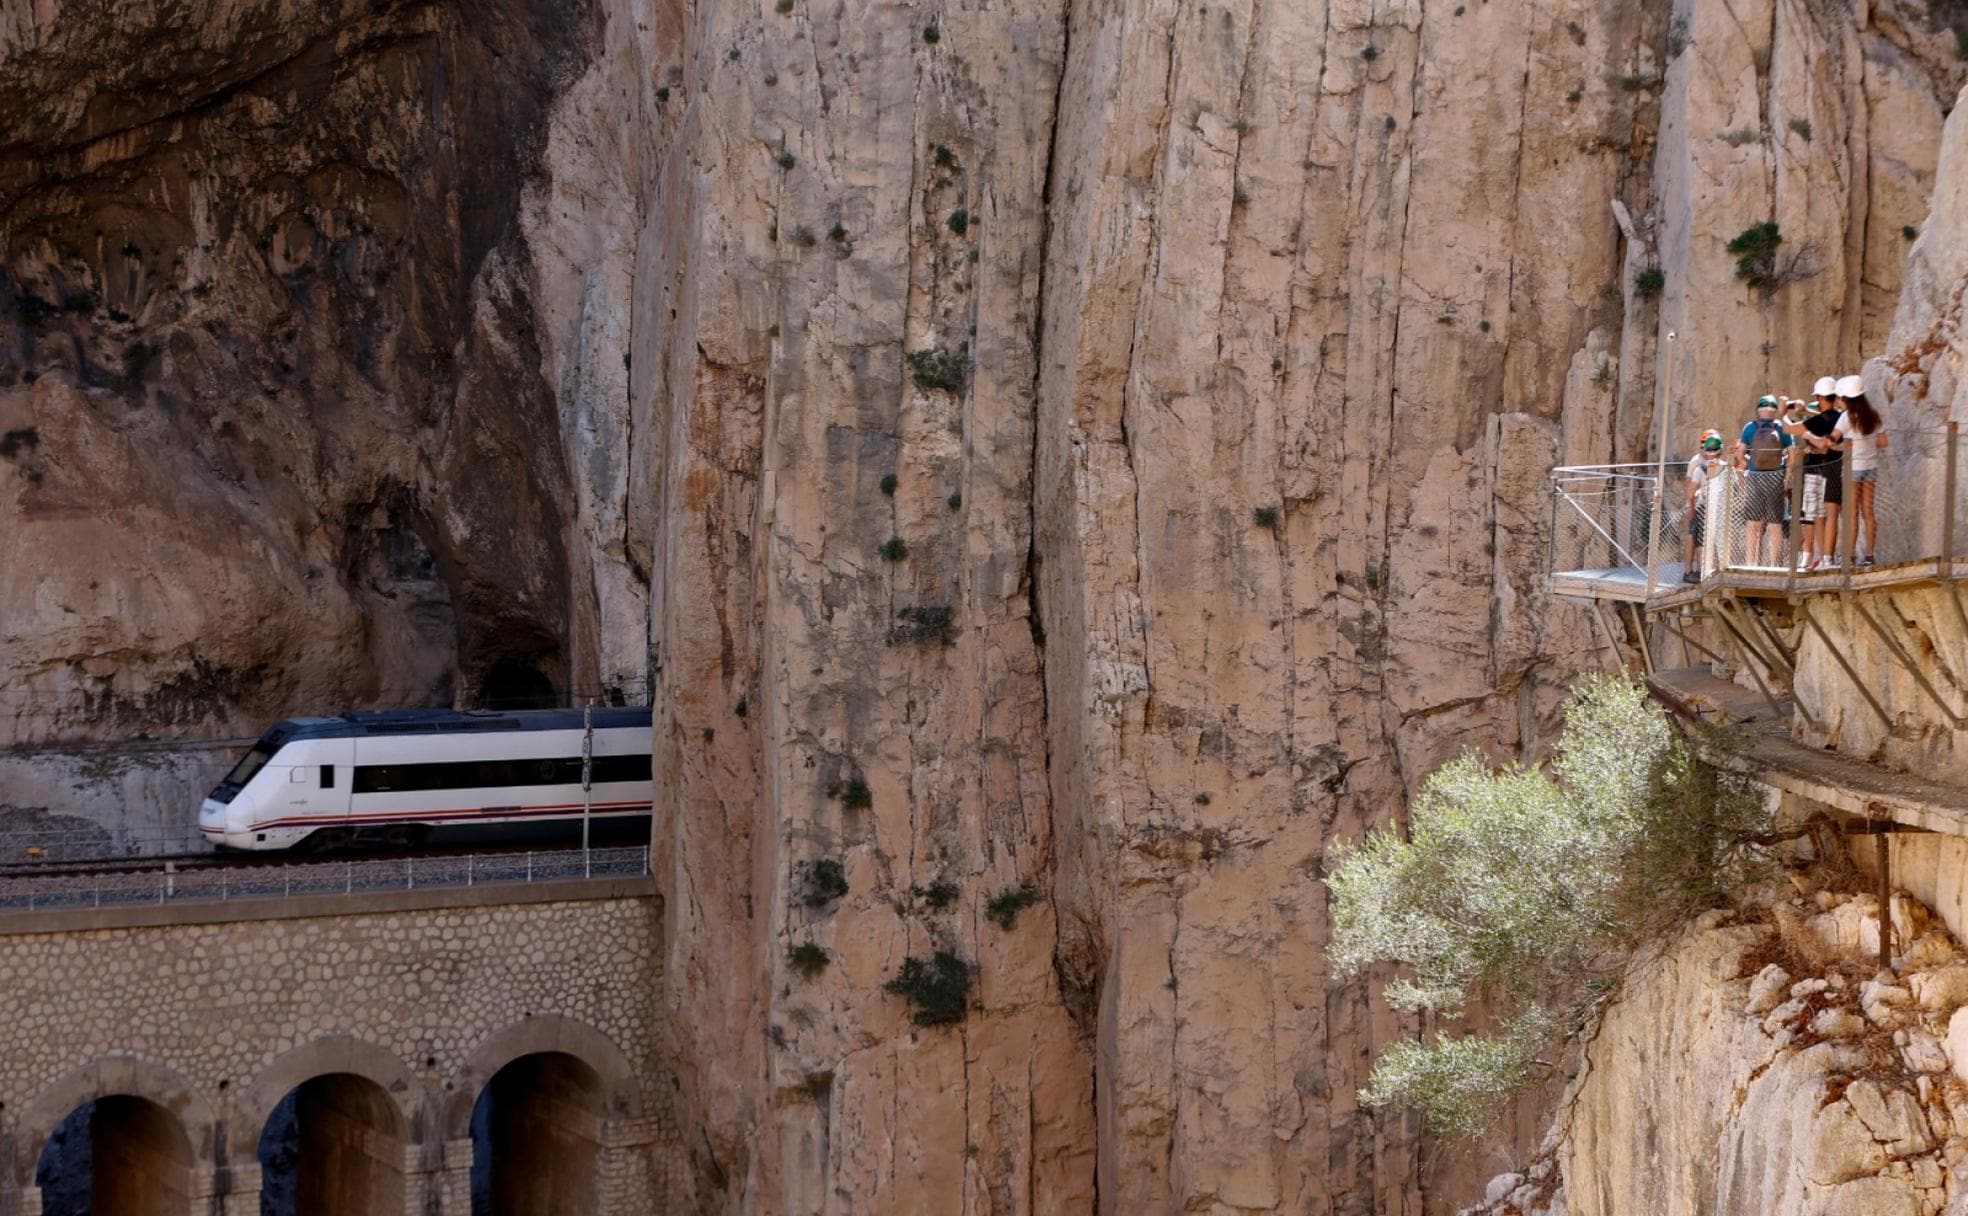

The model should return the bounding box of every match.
[1326,676,1769,1137]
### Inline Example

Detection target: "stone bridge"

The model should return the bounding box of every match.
[0,874,679,1214]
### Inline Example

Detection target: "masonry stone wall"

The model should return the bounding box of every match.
[0,893,680,1214]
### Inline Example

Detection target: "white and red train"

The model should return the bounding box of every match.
[199,707,653,850]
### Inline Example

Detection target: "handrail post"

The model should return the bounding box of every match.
[1716,465,1733,575]
[1945,422,1959,573]
[1646,332,1678,599]
[527,851,534,884]
[345,860,353,895]
[1840,450,1858,589]
[1548,473,1560,577]
[1784,441,1804,590]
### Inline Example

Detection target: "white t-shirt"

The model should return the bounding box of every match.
[1833,412,1880,471]
[1686,453,1723,492]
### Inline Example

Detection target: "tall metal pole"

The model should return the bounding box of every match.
[581,701,594,876]
[1646,331,1679,598]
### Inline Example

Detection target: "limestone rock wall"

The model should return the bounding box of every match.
[644,0,1963,1211]
[0,0,656,748]
[1552,889,1968,1216]
[5,0,1968,1212]
[1876,77,1968,546]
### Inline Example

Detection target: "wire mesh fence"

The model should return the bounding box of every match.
[0,846,652,913]
[1552,422,1966,595]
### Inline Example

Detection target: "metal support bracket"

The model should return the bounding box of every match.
[1845,595,1968,729]
[1622,602,1655,675]
[1799,600,1896,729]
[1655,615,1730,668]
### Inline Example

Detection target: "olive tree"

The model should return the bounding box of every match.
[1326,675,1769,1137]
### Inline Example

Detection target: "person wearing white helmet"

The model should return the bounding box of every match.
[1783,375,1845,570]
[1830,373,1887,564]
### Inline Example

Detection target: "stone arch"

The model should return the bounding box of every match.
[12,1055,216,1188]
[441,1015,640,1138]
[235,1036,426,1164]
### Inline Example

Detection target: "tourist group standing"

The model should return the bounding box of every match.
[1682,374,1887,581]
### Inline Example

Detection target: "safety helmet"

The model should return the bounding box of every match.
[1700,428,1723,451]
[1835,374,1865,398]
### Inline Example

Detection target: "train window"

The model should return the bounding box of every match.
[350,754,637,794]
[222,745,276,787]
[354,766,400,793]
[478,761,515,787]
[592,754,654,783]
[320,765,335,789]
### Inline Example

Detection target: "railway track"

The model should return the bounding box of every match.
[0,836,646,881]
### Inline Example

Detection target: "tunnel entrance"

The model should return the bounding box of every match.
[256,1073,405,1216]
[35,1095,193,1216]
[469,1052,603,1215]
[479,659,558,710]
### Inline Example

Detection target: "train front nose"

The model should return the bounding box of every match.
[199,795,245,848]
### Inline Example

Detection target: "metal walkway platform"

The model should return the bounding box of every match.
[1649,667,1968,837]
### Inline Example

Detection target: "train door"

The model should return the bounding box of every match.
[280,740,352,822]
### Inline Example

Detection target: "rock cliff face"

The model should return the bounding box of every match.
[0,0,653,748]
[1478,885,1968,1216]
[5,0,1968,1212]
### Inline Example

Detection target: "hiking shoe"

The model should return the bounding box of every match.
[1683,569,1700,584]
[1860,555,1876,567]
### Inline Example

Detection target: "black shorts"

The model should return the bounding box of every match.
[1743,470,1786,524]
[1818,464,1843,506]
[1690,507,1705,547]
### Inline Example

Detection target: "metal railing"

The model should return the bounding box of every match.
[0,846,652,913]
[1551,422,1967,598]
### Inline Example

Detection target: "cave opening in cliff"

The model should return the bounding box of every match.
[468,1051,604,1215]
[478,659,559,710]
[254,1073,406,1216]
[33,1095,193,1216]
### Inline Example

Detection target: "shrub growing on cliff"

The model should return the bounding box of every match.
[788,942,830,979]
[892,604,955,645]
[1727,221,1784,289]
[798,859,849,907]
[1326,675,1769,1138]
[1633,266,1665,299]
[906,344,970,392]
[884,951,973,1025]
[912,878,960,911]
[985,881,1042,929]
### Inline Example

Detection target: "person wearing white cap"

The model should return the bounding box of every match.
[1784,375,1845,570]
[1830,373,1887,564]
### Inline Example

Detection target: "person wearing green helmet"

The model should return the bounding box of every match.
[1735,394,1794,568]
